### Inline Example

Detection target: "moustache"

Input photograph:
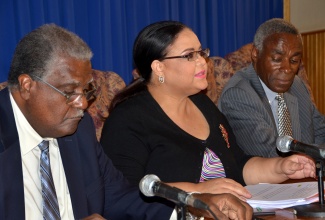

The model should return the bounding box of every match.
[73,110,84,118]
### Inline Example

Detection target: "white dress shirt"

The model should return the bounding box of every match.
[259,78,279,131]
[10,93,74,219]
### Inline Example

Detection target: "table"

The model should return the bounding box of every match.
[256,178,325,219]
[260,208,323,220]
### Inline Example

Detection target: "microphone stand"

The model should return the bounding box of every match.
[176,204,187,220]
[293,160,325,217]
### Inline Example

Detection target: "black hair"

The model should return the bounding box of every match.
[109,20,187,111]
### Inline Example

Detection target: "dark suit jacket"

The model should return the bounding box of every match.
[0,88,173,219]
[218,64,325,157]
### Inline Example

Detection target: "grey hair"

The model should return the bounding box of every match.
[8,23,93,88]
[253,18,301,51]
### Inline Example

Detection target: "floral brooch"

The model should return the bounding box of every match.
[219,124,230,148]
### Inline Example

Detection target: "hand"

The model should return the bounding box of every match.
[196,178,251,201]
[82,213,106,220]
[188,193,253,220]
[278,154,316,179]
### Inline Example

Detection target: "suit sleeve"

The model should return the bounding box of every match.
[313,106,325,145]
[97,147,174,219]
[219,86,279,157]
[304,86,325,145]
[290,78,325,145]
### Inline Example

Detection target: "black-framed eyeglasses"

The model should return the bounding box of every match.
[31,74,97,105]
[160,48,210,61]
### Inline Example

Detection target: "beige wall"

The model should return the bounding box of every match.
[285,0,325,114]
[290,0,325,33]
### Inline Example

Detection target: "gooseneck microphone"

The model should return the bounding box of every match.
[139,174,209,210]
[276,135,325,159]
[277,136,325,217]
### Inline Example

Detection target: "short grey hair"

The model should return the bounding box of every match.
[253,18,301,51]
[8,23,93,88]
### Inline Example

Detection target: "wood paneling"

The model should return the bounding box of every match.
[301,30,325,114]
[283,0,290,21]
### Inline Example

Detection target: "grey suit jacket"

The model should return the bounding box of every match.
[218,64,325,157]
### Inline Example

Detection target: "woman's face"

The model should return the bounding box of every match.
[158,28,208,96]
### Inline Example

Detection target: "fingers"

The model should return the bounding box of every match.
[199,178,252,200]
[288,154,315,168]
[215,194,253,220]
[82,213,106,220]
[223,201,252,220]
[187,204,229,220]
[282,155,316,179]
[193,193,253,220]
[223,179,251,195]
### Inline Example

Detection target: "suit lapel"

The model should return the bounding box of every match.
[58,135,89,219]
[246,65,277,129]
[0,89,19,152]
[0,141,25,219]
[0,88,25,219]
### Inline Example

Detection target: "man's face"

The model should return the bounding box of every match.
[25,56,93,138]
[252,33,302,93]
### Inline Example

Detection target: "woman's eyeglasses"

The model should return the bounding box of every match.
[31,74,96,105]
[160,48,210,62]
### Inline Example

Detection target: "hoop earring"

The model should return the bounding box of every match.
[158,75,165,83]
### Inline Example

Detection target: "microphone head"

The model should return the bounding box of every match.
[276,135,293,152]
[139,174,160,197]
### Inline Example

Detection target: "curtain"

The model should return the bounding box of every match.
[0,0,283,84]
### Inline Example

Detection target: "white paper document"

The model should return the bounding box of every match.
[245,181,320,209]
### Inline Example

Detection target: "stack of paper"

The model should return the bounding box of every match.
[245,181,320,209]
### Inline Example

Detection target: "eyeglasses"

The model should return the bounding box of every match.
[31,74,97,105]
[160,48,210,61]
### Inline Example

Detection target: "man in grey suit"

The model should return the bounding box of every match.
[218,18,325,157]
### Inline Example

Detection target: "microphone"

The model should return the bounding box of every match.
[139,174,209,210]
[276,135,325,159]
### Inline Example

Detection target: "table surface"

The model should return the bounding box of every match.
[260,208,325,220]
[254,178,324,220]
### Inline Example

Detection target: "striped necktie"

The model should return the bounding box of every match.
[276,93,293,137]
[39,140,61,220]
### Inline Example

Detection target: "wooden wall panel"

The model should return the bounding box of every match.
[301,30,325,114]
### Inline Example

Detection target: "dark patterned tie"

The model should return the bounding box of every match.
[39,140,61,220]
[276,93,293,137]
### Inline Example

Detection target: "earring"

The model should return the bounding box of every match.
[158,75,165,83]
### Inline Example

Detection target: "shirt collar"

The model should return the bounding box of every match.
[10,93,55,155]
[259,77,277,104]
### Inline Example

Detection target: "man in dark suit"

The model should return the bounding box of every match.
[0,23,252,219]
[218,18,325,157]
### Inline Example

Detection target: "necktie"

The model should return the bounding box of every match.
[276,93,293,137]
[39,140,61,220]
